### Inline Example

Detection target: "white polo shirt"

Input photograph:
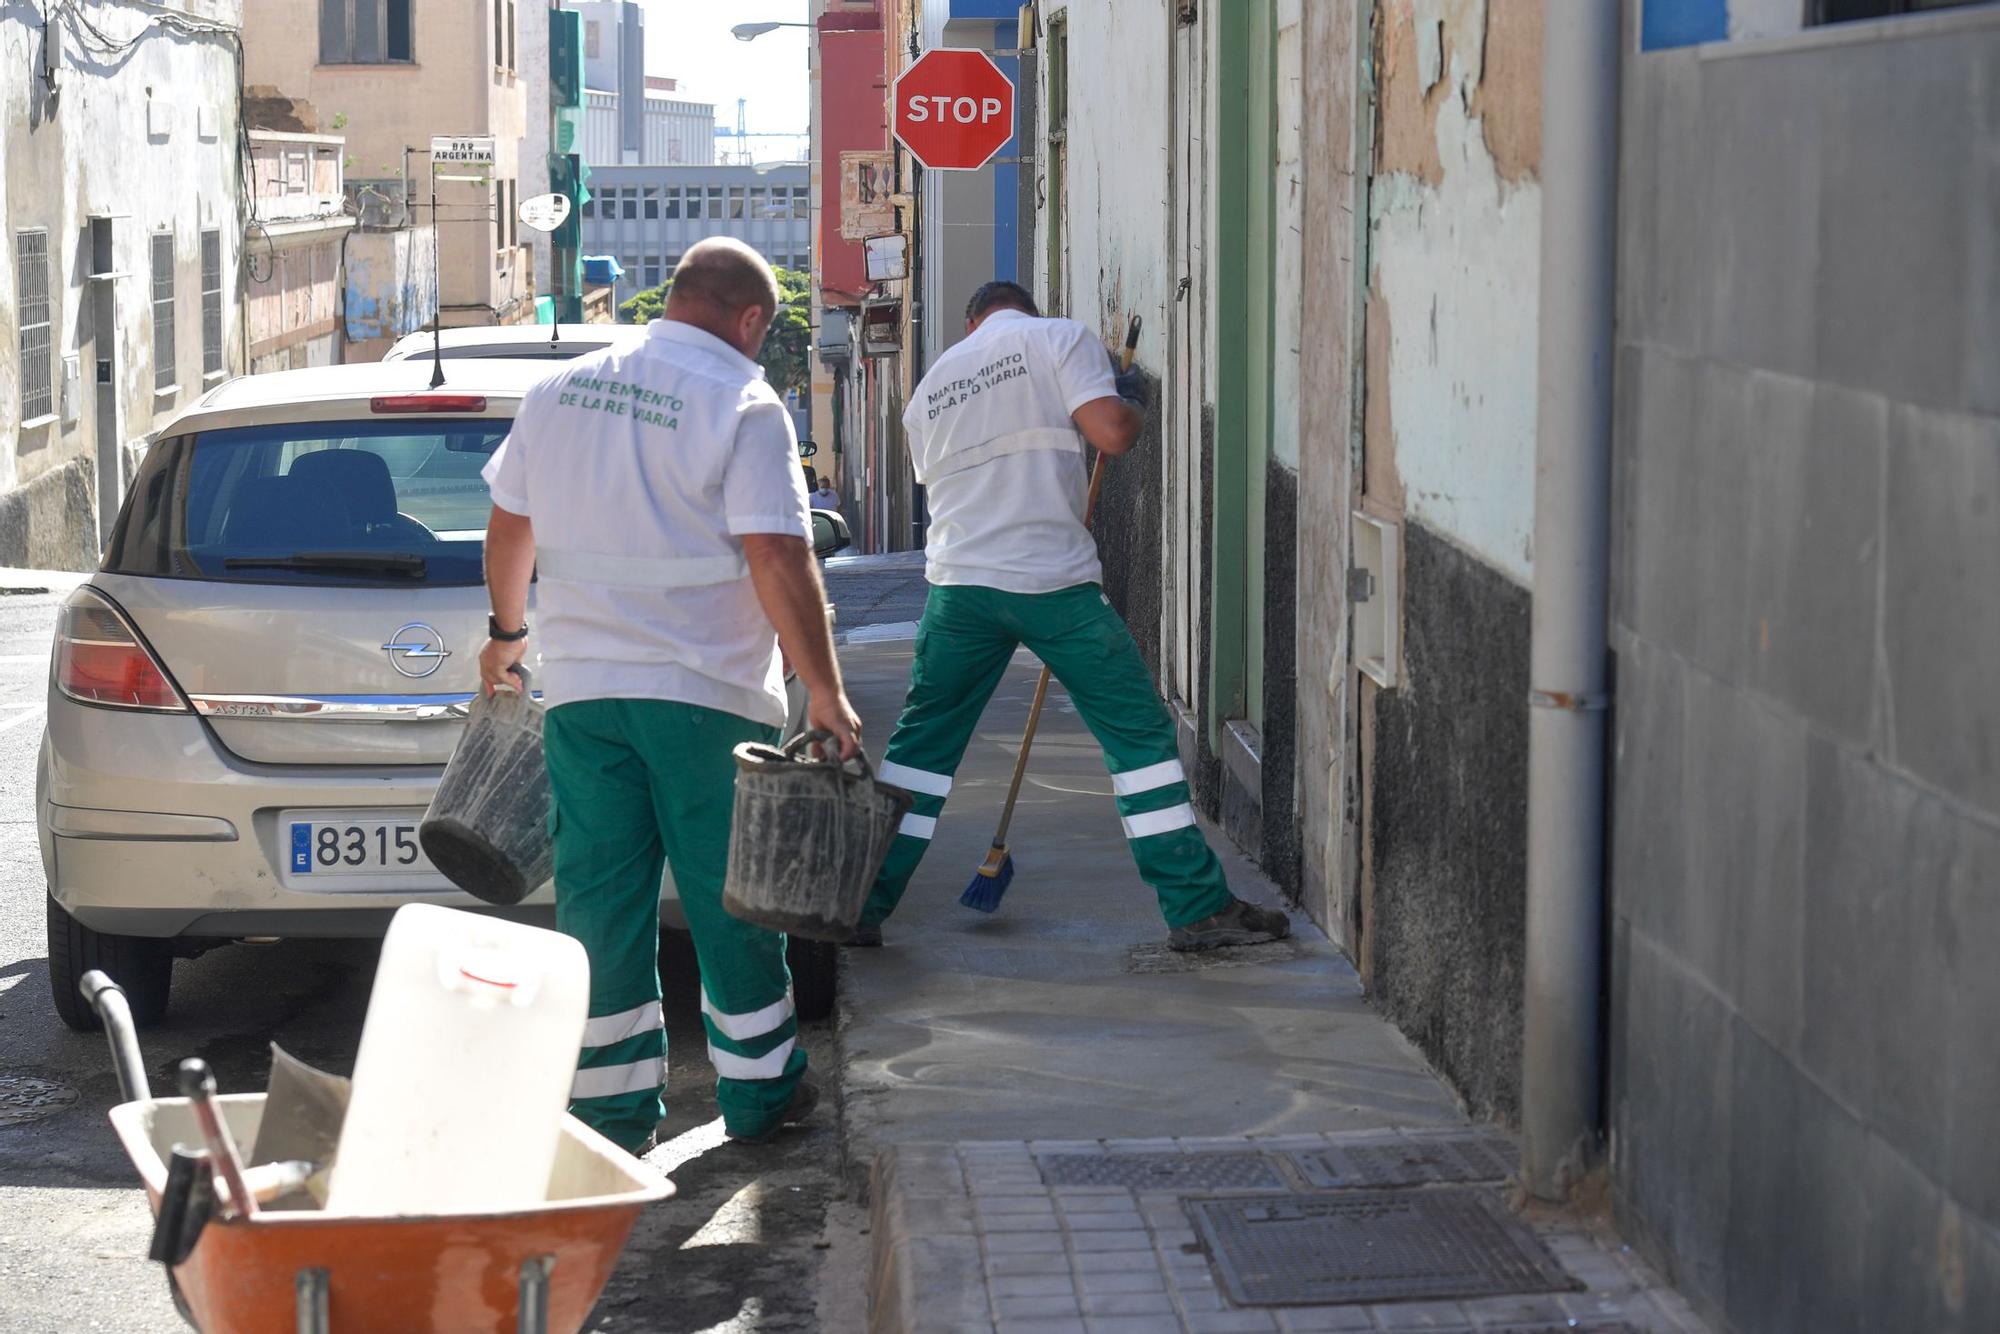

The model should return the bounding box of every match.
[482,319,810,725]
[903,309,1118,594]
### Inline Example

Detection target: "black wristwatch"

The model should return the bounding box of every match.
[488,615,530,642]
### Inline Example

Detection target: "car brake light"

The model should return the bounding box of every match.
[54,589,189,713]
[371,393,488,414]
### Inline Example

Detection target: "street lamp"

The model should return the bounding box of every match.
[732,21,811,41]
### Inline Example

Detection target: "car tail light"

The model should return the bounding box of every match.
[54,588,189,713]
[371,394,488,414]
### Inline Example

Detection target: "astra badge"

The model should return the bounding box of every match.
[382,623,450,679]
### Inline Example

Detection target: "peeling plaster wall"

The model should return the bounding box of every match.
[1,1,245,567]
[1369,0,1541,585]
[343,226,439,351]
[1358,0,1542,1122]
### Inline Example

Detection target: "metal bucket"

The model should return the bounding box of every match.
[722,733,913,942]
[420,670,553,906]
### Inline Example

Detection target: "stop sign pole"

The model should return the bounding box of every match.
[893,48,1016,172]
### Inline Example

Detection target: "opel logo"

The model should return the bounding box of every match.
[382,623,450,679]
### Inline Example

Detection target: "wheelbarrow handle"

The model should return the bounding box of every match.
[79,969,151,1103]
[179,1058,259,1220]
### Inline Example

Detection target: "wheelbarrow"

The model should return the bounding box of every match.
[80,971,672,1333]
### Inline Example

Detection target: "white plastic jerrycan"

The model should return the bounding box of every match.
[326,903,590,1215]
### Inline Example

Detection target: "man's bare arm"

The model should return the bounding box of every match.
[1072,397,1143,456]
[478,506,536,694]
[742,532,863,757]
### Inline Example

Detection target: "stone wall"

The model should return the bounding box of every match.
[1609,12,2000,1331]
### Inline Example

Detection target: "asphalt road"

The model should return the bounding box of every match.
[0,556,928,1333]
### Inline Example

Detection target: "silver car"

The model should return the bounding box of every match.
[39,359,846,1030]
[381,324,649,364]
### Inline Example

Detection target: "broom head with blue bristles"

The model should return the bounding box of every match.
[960,842,1014,913]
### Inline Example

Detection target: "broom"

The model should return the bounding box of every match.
[962,313,1143,913]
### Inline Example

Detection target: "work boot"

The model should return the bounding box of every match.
[846,923,883,948]
[1168,898,1291,952]
[727,1077,820,1146]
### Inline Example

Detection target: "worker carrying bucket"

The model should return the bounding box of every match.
[851,281,1291,952]
[476,238,862,1154]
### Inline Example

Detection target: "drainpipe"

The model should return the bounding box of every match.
[1522,0,1619,1200]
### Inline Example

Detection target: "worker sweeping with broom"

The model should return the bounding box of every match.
[850,280,1290,952]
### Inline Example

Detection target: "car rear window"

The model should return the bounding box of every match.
[104,418,509,587]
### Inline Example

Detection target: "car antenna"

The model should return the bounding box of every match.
[428,172,446,388]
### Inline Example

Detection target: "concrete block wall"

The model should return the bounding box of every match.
[1609,13,2000,1331]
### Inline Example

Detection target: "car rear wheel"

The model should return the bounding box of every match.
[788,936,838,1024]
[47,896,173,1032]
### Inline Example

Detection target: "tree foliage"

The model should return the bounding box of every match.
[618,265,812,397]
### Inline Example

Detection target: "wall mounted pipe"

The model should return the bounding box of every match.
[1522,0,1621,1201]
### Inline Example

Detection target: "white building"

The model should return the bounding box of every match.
[585,87,717,168]
[0,0,246,566]
[580,163,810,296]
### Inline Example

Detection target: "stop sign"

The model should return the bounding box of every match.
[893,48,1016,172]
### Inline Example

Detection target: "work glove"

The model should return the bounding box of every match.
[1108,349,1148,409]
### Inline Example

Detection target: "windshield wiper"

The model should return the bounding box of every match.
[224,551,429,578]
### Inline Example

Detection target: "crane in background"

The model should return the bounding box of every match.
[713,98,808,164]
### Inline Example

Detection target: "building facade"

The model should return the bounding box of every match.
[245,130,353,375]
[579,164,812,296]
[810,0,914,553]
[0,0,246,568]
[244,0,536,335]
[585,88,717,168]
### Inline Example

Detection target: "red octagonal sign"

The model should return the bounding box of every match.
[893,48,1016,172]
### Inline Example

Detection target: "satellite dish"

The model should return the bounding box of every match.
[518,193,572,233]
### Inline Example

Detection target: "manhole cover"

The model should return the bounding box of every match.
[0,1074,80,1127]
[1186,1188,1580,1307]
[1288,1131,1517,1189]
[1040,1151,1287,1191]
[1125,939,1304,974]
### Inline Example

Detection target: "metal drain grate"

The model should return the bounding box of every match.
[1288,1132,1518,1189]
[1039,1151,1287,1191]
[1186,1187,1580,1307]
[0,1074,79,1128]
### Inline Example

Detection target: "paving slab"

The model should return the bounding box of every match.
[868,1136,1708,1334]
[835,639,1463,1157]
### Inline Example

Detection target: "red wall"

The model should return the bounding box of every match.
[817,10,888,306]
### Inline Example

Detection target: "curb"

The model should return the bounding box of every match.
[867,1144,991,1334]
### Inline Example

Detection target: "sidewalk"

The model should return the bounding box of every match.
[834,639,1707,1334]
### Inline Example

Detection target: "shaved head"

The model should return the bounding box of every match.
[668,238,780,320]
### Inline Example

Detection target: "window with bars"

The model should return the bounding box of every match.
[17,232,52,422]
[320,0,414,64]
[152,232,177,392]
[201,230,223,377]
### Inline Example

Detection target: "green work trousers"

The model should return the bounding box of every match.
[862,582,1235,930]
[543,699,807,1152]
